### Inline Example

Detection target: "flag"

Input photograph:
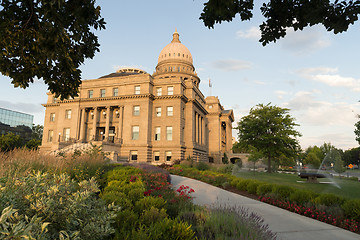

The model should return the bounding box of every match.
[209,78,212,87]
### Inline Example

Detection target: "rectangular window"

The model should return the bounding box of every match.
[166,151,172,161]
[156,107,161,117]
[48,130,53,142]
[133,106,140,116]
[135,85,140,95]
[113,88,118,96]
[63,128,70,141]
[88,90,93,98]
[166,126,172,141]
[132,126,139,140]
[50,113,55,122]
[156,87,162,96]
[167,106,173,116]
[100,89,106,98]
[154,151,160,161]
[155,127,161,141]
[167,86,174,95]
[131,151,138,161]
[65,109,71,119]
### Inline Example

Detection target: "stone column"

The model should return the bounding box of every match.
[197,114,200,144]
[194,112,197,144]
[200,116,203,145]
[118,106,124,143]
[79,108,86,142]
[92,107,98,141]
[104,106,110,142]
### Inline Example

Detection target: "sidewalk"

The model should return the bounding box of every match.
[170,175,360,240]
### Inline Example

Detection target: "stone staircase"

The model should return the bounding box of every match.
[52,142,94,155]
[52,142,128,163]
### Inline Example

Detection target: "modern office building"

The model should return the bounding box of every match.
[41,31,234,164]
[0,107,33,140]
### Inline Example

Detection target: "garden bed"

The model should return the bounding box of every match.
[165,164,360,234]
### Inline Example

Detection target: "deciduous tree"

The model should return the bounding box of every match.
[0,133,23,151]
[235,103,301,173]
[355,115,360,145]
[323,149,341,168]
[200,0,360,45]
[334,154,346,176]
[0,0,106,99]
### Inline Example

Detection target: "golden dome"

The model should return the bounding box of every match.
[157,30,193,65]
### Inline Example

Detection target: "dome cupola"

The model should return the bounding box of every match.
[155,29,195,75]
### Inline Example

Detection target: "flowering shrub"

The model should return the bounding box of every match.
[259,196,360,233]
[140,171,194,217]
[100,165,197,239]
[176,185,195,199]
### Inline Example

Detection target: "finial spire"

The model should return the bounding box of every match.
[172,28,181,43]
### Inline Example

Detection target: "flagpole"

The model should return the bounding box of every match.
[208,78,212,96]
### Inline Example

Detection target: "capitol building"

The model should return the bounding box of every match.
[41,30,234,164]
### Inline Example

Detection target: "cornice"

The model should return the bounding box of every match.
[42,94,156,106]
[154,95,188,102]
[42,103,60,107]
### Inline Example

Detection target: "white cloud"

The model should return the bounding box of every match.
[279,26,331,55]
[236,25,331,54]
[311,74,360,91]
[298,67,360,92]
[254,80,266,85]
[282,90,360,149]
[297,67,338,76]
[274,90,290,99]
[284,91,358,126]
[236,26,261,39]
[210,59,251,72]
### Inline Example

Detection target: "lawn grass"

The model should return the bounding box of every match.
[233,169,360,199]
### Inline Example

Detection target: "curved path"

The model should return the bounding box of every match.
[171,175,359,240]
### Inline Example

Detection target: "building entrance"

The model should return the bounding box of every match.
[96,127,105,141]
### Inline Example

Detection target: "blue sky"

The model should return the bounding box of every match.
[1,0,359,150]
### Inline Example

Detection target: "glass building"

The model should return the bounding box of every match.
[0,107,34,139]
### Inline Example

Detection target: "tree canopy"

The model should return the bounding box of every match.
[355,115,360,145]
[303,146,322,169]
[343,147,360,165]
[200,0,360,45]
[0,0,106,99]
[235,103,301,173]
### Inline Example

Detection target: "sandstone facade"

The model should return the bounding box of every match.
[41,31,234,164]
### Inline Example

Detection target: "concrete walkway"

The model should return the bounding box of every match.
[171,175,360,240]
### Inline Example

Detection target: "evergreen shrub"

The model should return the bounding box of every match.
[256,183,274,196]
[246,180,262,194]
[289,189,316,205]
[195,161,210,171]
[342,199,360,221]
[314,193,345,207]
[272,185,295,200]
[236,179,252,191]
